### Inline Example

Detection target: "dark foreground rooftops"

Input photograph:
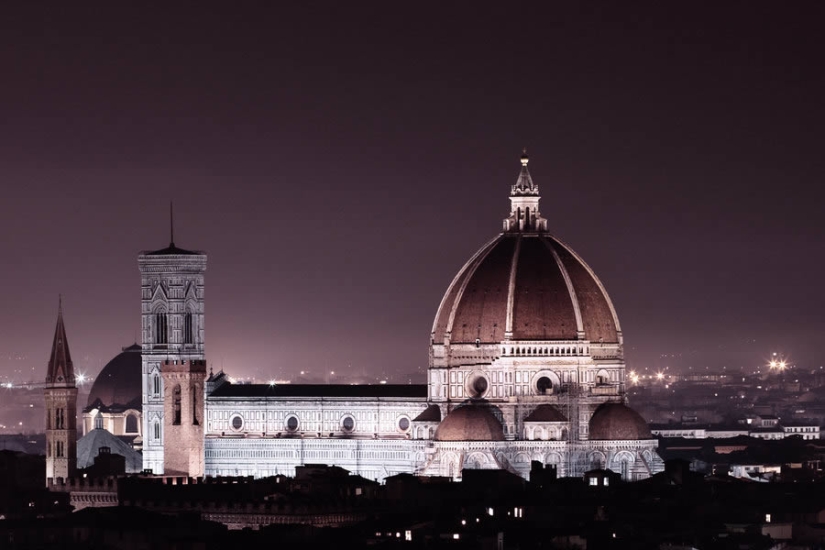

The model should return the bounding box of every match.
[209,383,428,399]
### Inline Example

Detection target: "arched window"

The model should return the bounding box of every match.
[155,312,168,345]
[173,385,181,425]
[192,384,200,425]
[153,421,160,441]
[94,414,103,430]
[153,374,161,396]
[125,414,138,433]
[184,312,194,344]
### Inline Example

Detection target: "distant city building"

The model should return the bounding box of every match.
[651,414,820,441]
[43,300,78,484]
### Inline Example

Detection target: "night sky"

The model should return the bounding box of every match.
[1,3,823,383]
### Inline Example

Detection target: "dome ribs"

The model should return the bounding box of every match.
[549,240,620,344]
[432,236,501,343]
[511,236,578,340]
[449,238,514,344]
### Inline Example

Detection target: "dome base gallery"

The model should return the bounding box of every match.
[87,152,663,481]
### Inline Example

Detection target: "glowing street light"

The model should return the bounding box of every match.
[656,372,664,381]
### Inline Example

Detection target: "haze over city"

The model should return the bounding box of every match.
[1,3,823,384]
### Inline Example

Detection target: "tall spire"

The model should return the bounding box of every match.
[46,298,74,386]
[503,150,547,233]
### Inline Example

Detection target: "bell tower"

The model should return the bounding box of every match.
[44,298,77,484]
[139,221,207,476]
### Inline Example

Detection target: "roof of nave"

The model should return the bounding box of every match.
[208,383,428,399]
[142,243,203,256]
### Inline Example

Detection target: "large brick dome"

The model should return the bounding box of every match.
[431,232,621,346]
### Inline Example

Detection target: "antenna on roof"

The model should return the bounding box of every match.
[170,202,175,247]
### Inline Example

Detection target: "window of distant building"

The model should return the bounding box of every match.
[342,416,355,433]
[125,414,138,434]
[153,421,160,441]
[589,477,598,486]
[153,374,161,396]
[94,414,103,430]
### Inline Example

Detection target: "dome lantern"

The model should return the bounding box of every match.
[504,149,548,233]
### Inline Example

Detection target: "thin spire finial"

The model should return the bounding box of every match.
[520,147,529,166]
[58,294,63,315]
[170,202,175,247]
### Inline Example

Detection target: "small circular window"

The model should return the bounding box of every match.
[342,416,355,432]
[286,416,299,432]
[231,415,243,431]
[398,417,410,431]
[536,376,553,395]
[468,375,488,398]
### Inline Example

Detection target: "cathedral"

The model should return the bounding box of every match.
[47,153,664,484]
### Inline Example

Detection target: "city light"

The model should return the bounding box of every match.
[768,353,789,372]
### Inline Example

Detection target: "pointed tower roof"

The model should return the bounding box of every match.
[46,297,74,386]
[511,149,539,196]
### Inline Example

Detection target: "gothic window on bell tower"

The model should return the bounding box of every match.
[153,373,161,396]
[184,312,194,344]
[155,312,168,345]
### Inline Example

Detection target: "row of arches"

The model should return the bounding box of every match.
[501,344,588,357]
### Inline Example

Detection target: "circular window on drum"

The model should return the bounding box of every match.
[536,376,553,395]
[398,416,410,432]
[230,414,244,431]
[285,415,299,432]
[341,415,355,433]
[466,373,489,398]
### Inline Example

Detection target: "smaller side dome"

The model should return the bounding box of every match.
[588,402,652,440]
[86,344,142,409]
[435,405,505,442]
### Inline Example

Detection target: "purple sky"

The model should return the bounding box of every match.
[1,3,824,383]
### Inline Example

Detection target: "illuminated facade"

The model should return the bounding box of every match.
[141,154,663,482]
[139,241,207,475]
